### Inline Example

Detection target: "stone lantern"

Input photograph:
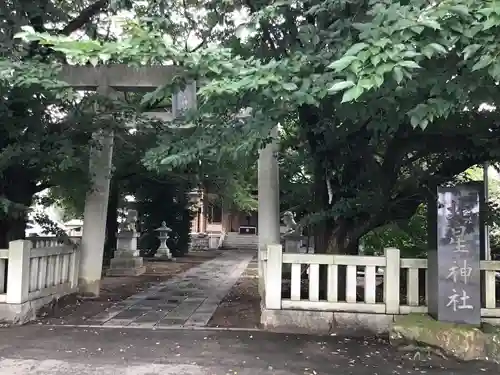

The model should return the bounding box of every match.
[172,81,197,118]
[154,221,173,260]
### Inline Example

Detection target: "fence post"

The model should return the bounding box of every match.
[6,240,31,304]
[258,247,267,300]
[69,246,81,289]
[384,247,400,314]
[0,258,5,294]
[265,244,283,309]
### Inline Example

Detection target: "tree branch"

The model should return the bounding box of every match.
[244,0,279,53]
[190,27,216,53]
[339,113,500,242]
[60,0,110,35]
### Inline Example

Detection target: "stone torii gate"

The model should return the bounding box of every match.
[59,64,280,297]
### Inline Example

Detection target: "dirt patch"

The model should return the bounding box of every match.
[38,251,220,325]
[208,258,261,328]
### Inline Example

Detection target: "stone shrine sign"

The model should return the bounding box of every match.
[428,183,482,325]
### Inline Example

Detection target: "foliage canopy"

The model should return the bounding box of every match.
[11,0,500,254]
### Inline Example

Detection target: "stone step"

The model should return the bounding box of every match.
[222,243,258,250]
[224,236,258,241]
[222,233,258,250]
[224,244,257,247]
[225,235,258,239]
[222,241,258,245]
[224,247,258,250]
[224,241,258,245]
[224,238,259,243]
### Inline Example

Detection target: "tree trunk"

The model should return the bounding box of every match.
[0,213,29,248]
[0,185,35,248]
[319,220,360,300]
[0,226,7,250]
[312,159,330,254]
[103,178,119,264]
[311,166,361,255]
[0,218,22,249]
[325,219,360,255]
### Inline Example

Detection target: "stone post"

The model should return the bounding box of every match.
[258,126,281,295]
[6,240,31,304]
[79,124,114,297]
[221,206,230,233]
[200,190,207,233]
[107,210,146,276]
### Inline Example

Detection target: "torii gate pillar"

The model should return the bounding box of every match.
[79,119,114,296]
[59,65,180,297]
[257,126,281,295]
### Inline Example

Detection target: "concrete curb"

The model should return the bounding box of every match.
[41,323,266,332]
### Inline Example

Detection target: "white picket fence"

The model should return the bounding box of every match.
[263,244,500,318]
[0,238,80,317]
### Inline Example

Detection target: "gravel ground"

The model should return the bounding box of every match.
[0,325,497,374]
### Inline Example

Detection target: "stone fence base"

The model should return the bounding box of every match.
[0,292,77,325]
[189,235,209,251]
[189,233,223,251]
[261,309,500,363]
[261,308,394,335]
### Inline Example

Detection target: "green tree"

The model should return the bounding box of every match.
[18,0,500,255]
[362,165,500,258]
[114,120,196,257]
[0,0,140,247]
[361,204,428,258]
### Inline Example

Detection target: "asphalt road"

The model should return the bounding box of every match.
[0,325,497,374]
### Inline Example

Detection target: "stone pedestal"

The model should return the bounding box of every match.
[107,230,146,276]
[155,247,173,259]
[428,184,483,325]
[155,243,173,260]
[208,234,220,249]
[283,235,302,253]
[282,236,303,274]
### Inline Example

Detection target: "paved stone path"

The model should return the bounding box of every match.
[74,251,253,329]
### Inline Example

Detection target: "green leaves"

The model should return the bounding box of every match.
[6,0,500,258]
[328,80,355,93]
[449,5,470,17]
[420,18,441,30]
[462,44,482,60]
[341,85,363,103]
[472,55,494,71]
[343,43,369,57]
[482,16,500,30]
[320,0,500,115]
[392,67,403,84]
[327,55,358,72]
[423,43,448,57]
[282,82,298,91]
[398,60,421,69]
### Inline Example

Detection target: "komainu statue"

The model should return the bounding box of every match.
[282,211,302,238]
[119,209,138,232]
